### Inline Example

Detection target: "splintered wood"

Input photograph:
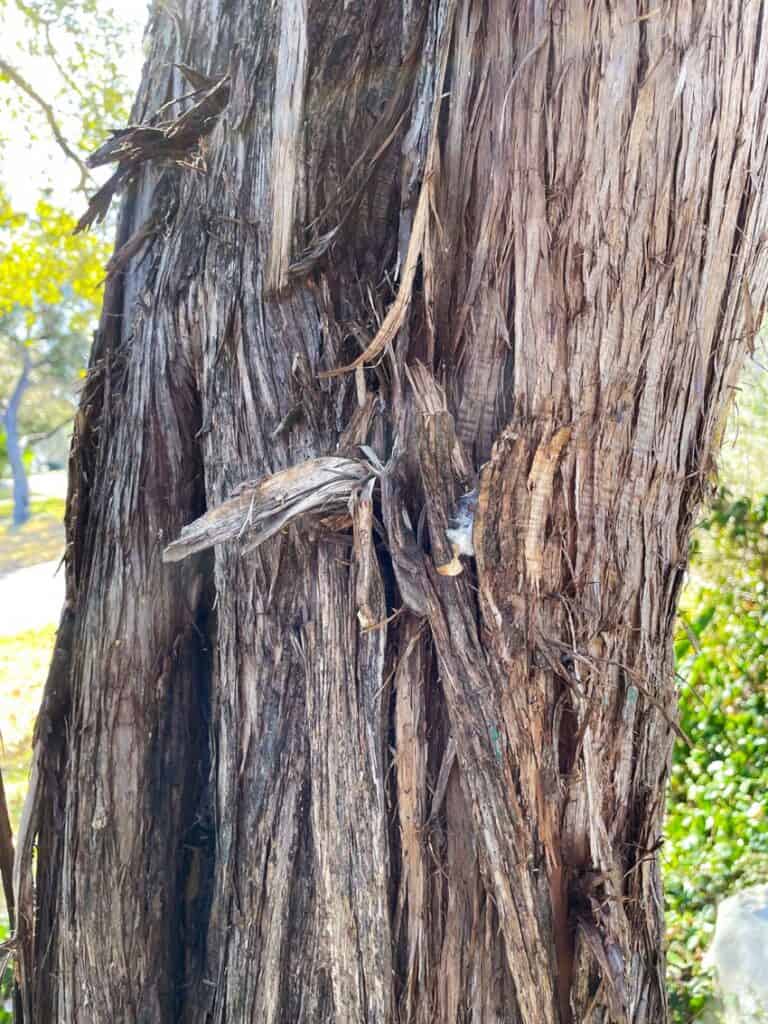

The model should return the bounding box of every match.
[162,456,373,562]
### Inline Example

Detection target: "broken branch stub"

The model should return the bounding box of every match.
[76,73,230,233]
[162,456,373,563]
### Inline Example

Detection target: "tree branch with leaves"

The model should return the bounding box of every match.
[0,196,109,525]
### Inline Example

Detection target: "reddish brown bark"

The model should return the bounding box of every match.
[14,2,768,1022]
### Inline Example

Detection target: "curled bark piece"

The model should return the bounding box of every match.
[87,76,230,169]
[419,411,462,575]
[436,551,463,576]
[525,426,572,591]
[352,478,380,629]
[163,456,372,562]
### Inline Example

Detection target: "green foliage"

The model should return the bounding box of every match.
[0,214,104,528]
[666,490,768,1022]
[0,0,140,461]
[0,0,136,163]
[0,189,108,400]
[0,195,108,319]
[0,187,109,463]
[0,431,33,481]
[0,919,11,1023]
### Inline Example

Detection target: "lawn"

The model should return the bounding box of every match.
[0,484,65,941]
[0,625,55,831]
[0,497,66,575]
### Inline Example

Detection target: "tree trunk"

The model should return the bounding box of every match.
[14,3,768,1022]
[3,350,31,528]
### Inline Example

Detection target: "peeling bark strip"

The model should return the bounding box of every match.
[267,0,308,292]
[16,2,768,1023]
[162,456,373,562]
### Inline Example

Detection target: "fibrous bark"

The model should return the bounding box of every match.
[15,2,768,1022]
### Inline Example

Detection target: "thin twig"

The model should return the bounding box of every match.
[0,56,91,191]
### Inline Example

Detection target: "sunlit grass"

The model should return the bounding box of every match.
[0,493,62,937]
[0,625,53,834]
[0,498,65,575]
[0,497,65,520]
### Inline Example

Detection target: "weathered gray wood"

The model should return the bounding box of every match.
[14,1,768,1022]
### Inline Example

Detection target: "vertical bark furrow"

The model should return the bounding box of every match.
[42,308,208,1022]
[306,543,393,1021]
[393,618,431,1022]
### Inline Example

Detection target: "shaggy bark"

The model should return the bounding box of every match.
[15,2,768,1022]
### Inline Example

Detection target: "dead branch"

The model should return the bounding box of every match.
[75,73,230,233]
[163,456,374,563]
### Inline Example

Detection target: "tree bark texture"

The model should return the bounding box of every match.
[15,2,768,1022]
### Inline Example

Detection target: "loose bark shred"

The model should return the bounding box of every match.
[162,456,373,562]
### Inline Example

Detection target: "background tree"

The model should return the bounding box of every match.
[13,3,768,1024]
[0,0,136,525]
[0,196,108,525]
[0,0,136,196]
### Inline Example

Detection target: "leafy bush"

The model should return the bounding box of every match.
[0,920,12,1023]
[666,490,768,1021]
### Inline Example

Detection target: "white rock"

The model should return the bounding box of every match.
[706,884,768,1021]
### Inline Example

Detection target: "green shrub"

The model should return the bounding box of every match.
[666,490,768,1022]
[0,921,12,1022]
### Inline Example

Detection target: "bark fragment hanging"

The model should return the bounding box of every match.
[162,456,374,562]
[75,71,230,232]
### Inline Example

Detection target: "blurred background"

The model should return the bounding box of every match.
[0,3,766,1022]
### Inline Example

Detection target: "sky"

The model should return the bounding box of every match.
[0,1,146,212]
